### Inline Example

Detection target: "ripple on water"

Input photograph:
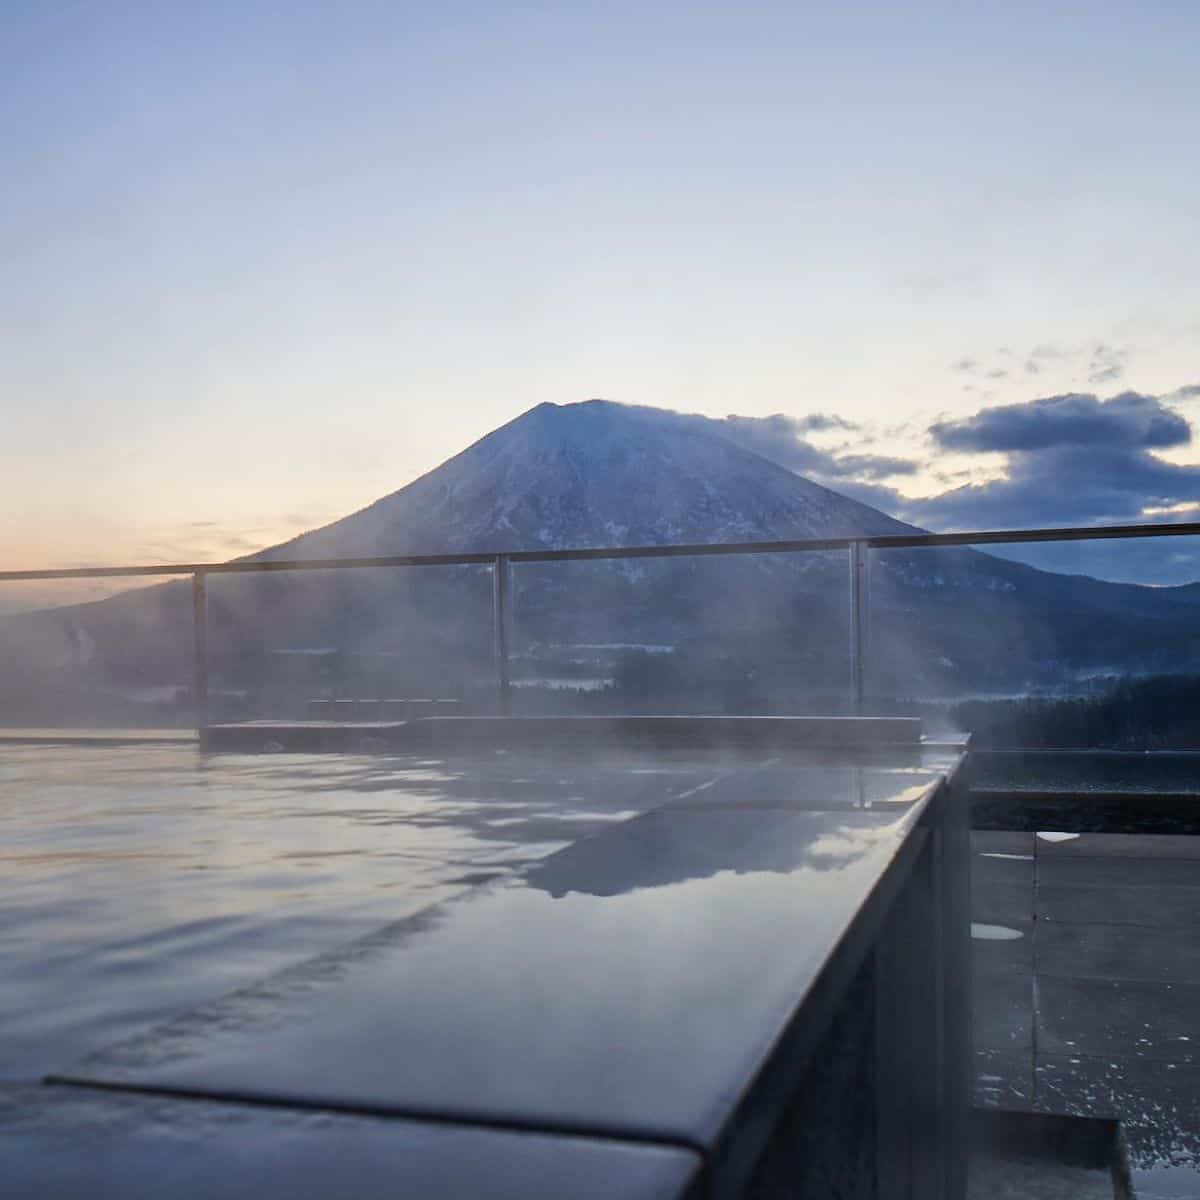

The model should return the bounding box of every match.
[0,743,655,1079]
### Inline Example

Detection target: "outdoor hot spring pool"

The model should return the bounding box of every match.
[0,742,714,1080]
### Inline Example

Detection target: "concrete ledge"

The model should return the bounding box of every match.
[409,715,923,749]
[199,721,407,752]
[0,729,198,746]
[200,715,924,754]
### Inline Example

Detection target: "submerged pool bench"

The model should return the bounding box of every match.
[2,717,971,1199]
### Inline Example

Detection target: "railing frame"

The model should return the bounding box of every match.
[3,518,1200,725]
[493,554,512,716]
[191,573,208,726]
[849,540,869,715]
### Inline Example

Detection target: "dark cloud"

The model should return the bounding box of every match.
[645,407,916,507]
[930,391,1190,453]
[906,444,1200,530]
[812,477,910,513]
[723,412,860,438]
[1175,384,1200,399]
[800,412,860,432]
[900,391,1200,577]
[711,414,837,476]
[710,413,914,486]
[831,454,918,480]
[951,358,978,374]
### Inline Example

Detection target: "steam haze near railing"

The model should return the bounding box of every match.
[1,521,1199,739]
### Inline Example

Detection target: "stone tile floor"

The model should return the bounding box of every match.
[972,830,1200,1197]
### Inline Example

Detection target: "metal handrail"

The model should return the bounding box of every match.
[4,518,1200,582]
[3,519,1200,725]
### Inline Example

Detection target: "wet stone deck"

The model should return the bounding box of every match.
[971,829,1200,1197]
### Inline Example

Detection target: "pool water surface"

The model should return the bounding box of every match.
[1,743,703,1079]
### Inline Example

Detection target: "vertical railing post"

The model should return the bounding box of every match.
[849,540,868,715]
[192,571,209,730]
[493,555,511,715]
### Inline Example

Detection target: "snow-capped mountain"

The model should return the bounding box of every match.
[2,399,1198,722]
[263,399,915,558]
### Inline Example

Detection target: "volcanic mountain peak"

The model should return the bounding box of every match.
[3,399,1198,724]
[264,400,915,561]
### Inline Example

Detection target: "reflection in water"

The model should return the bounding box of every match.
[525,807,917,898]
[0,744,713,1079]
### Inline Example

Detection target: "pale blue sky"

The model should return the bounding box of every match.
[3,0,1198,586]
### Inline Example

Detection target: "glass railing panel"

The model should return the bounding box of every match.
[508,549,852,716]
[0,575,185,728]
[966,530,1200,588]
[204,563,496,722]
[867,534,1200,748]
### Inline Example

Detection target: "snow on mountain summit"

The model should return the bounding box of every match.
[267,400,915,560]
